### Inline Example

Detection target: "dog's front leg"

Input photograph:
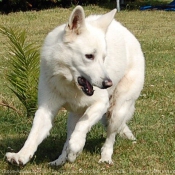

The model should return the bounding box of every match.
[49,113,80,166]
[67,98,109,163]
[6,107,58,165]
[6,73,65,165]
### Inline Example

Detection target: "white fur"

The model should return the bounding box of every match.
[6,6,144,166]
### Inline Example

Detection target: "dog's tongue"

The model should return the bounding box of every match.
[78,77,94,96]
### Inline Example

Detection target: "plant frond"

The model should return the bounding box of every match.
[0,26,39,117]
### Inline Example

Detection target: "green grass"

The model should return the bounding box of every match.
[0,5,175,174]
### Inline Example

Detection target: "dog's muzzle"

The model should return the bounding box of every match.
[78,77,113,96]
[102,78,113,89]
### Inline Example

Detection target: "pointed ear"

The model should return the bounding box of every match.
[64,6,86,43]
[92,9,117,33]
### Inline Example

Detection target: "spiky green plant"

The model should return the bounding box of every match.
[0,26,39,117]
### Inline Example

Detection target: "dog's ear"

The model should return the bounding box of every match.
[64,6,86,43]
[92,9,116,33]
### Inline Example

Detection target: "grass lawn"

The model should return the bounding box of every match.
[0,5,175,174]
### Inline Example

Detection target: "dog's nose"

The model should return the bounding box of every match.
[102,78,113,89]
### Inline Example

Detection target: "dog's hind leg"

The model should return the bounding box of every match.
[99,67,144,164]
[119,123,136,141]
[99,98,136,164]
[49,113,80,166]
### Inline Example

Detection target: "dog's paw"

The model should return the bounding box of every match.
[98,158,113,165]
[67,152,77,163]
[6,152,30,166]
[49,154,67,166]
[49,146,70,166]
[67,142,83,163]
[67,135,84,163]
[69,137,84,153]
[67,145,82,163]
[119,125,136,141]
[49,158,66,166]
[99,146,114,165]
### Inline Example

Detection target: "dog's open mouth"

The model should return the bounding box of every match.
[78,77,94,96]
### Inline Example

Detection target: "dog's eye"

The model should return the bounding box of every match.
[85,54,94,60]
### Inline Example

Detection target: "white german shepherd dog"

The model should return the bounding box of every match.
[6,6,145,165]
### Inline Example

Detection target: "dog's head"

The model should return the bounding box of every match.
[63,6,116,96]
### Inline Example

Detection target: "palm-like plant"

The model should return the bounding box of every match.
[0,26,39,117]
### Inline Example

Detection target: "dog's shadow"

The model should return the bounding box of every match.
[2,124,106,172]
[35,130,106,163]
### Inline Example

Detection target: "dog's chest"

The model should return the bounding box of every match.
[62,94,93,115]
[58,82,92,114]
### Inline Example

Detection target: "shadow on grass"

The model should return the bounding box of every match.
[1,135,66,173]
[1,129,106,171]
[1,135,65,162]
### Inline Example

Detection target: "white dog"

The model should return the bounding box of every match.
[6,6,145,165]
